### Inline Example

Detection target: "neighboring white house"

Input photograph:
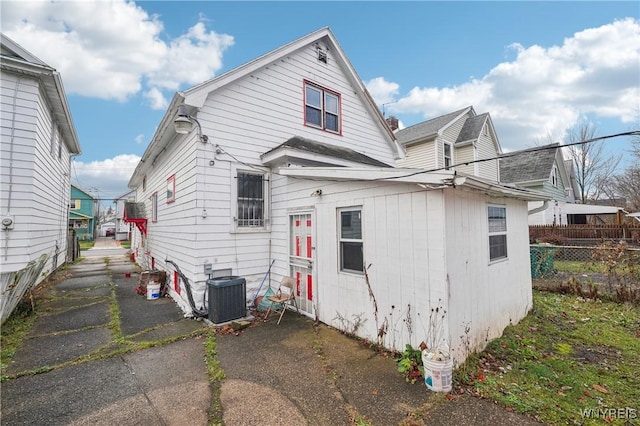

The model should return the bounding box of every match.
[115,189,135,240]
[499,143,581,225]
[394,106,502,182]
[0,33,81,323]
[127,27,547,363]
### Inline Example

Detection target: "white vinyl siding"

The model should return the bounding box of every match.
[269,173,449,353]
[476,131,499,181]
[444,191,532,362]
[0,72,73,279]
[395,141,436,169]
[455,145,475,176]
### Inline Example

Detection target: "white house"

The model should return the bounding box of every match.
[0,33,81,323]
[128,27,547,363]
[114,189,135,240]
[394,106,502,182]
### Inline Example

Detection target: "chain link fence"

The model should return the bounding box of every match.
[530,241,640,304]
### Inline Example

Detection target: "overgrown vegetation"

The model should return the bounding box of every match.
[535,241,640,305]
[0,301,38,380]
[396,344,424,384]
[205,331,225,426]
[79,241,94,250]
[454,291,640,425]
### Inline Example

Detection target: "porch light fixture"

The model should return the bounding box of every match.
[174,105,208,143]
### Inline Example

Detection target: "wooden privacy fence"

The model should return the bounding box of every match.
[530,224,640,242]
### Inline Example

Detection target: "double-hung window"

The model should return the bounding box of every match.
[151,192,158,223]
[304,81,341,133]
[236,171,267,228]
[339,208,363,273]
[488,205,507,261]
[444,142,452,169]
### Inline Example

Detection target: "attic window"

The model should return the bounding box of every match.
[317,48,328,64]
[304,81,341,134]
[550,166,558,187]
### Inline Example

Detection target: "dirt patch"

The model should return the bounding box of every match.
[547,315,577,331]
[572,343,622,366]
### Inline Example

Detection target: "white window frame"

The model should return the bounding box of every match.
[550,165,558,187]
[304,80,341,134]
[338,207,364,274]
[151,192,158,223]
[488,204,507,262]
[443,142,452,170]
[231,165,270,232]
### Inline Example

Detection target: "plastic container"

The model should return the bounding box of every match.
[422,354,453,392]
[147,282,161,300]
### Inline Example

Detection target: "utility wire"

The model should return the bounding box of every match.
[371,130,640,182]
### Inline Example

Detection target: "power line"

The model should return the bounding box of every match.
[373,130,640,181]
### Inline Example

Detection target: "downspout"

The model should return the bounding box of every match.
[528,200,549,216]
[3,77,23,261]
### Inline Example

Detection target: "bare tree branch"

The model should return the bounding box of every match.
[564,121,622,203]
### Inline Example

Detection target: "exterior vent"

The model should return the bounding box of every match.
[317,49,328,64]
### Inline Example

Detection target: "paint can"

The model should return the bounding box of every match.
[147,282,161,300]
[422,354,453,392]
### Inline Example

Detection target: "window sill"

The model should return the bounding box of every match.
[488,257,508,265]
[339,269,364,277]
[231,226,271,234]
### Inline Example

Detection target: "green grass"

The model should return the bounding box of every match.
[1,302,37,377]
[455,291,640,424]
[79,241,94,250]
[120,241,131,249]
[553,260,605,273]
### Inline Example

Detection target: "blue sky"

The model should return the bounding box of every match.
[2,1,638,201]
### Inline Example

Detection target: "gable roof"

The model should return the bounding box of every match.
[181,27,400,154]
[395,106,473,146]
[261,136,392,168]
[0,33,81,155]
[499,143,559,183]
[456,113,487,144]
[129,27,401,187]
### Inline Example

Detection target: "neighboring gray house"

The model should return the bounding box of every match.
[0,33,81,323]
[500,143,580,225]
[394,106,502,182]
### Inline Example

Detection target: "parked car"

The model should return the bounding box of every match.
[105,228,115,237]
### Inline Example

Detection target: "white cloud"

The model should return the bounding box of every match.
[371,18,640,151]
[134,134,145,144]
[1,1,233,102]
[144,87,168,110]
[365,77,399,105]
[72,154,141,200]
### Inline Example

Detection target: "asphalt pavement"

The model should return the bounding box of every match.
[1,238,542,425]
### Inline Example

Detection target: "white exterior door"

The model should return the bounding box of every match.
[289,212,315,318]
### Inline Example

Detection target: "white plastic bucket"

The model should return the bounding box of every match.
[147,283,161,300]
[422,356,453,392]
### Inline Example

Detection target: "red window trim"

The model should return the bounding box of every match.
[173,270,180,294]
[166,174,176,204]
[303,79,343,136]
